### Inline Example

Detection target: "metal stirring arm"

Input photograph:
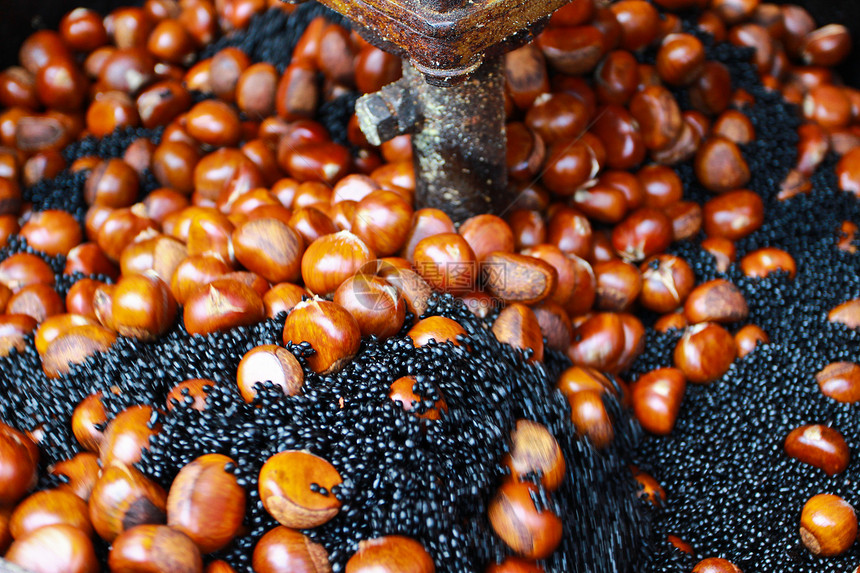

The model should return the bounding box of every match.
[290,0,568,222]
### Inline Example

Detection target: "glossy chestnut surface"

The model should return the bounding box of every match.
[167,453,245,553]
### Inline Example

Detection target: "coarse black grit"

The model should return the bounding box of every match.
[2,289,651,572]
[628,13,860,573]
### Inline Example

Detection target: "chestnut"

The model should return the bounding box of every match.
[0,425,38,505]
[734,324,769,358]
[829,299,860,329]
[694,136,750,194]
[166,378,214,411]
[236,344,304,402]
[112,272,178,340]
[486,557,544,573]
[282,299,360,374]
[739,247,797,279]
[50,452,100,501]
[412,232,477,295]
[346,536,434,573]
[186,100,242,148]
[684,279,749,324]
[99,404,161,467]
[815,362,860,403]
[703,189,764,240]
[567,312,625,372]
[259,450,343,528]
[7,283,65,323]
[609,0,659,52]
[638,254,695,314]
[673,323,737,384]
[10,488,92,539]
[183,278,265,336]
[503,420,565,491]
[701,237,736,273]
[492,303,544,362]
[481,251,557,305]
[84,158,140,208]
[407,316,466,348]
[71,392,107,453]
[253,526,332,573]
[167,453,245,553]
[594,260,642,312]
[109,524,203,573]
[800,494,857,557]
[19,209,83,257]
[0,252,55,292]
[532,301,573,352]
[6,524,98,573]
[631,466,665,507]
[691,558,742,573]
[556,366,619,399]
[632,367,686,435]
[263,282,308,318]
[488,480,562,560]
[389,376,448,421]
[333,274,406,340]
[42,324,117,379]
[656,33,705,86]
[611,208,673,262]
[784,424,850,476]
[351,190,414,257]
[89,461,167,542]
[565,389,614,448]
[232,217,304,284]
[301,231,376,296]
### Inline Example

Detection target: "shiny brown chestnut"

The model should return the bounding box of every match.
[333,274,406,340]
[10,488,92,539]
[259,450,343,529]
[99,404,161,467]
[638,254,695,314]
[6,524,98,573]
[166,378,214,412]
[301,231,375,296]
[236,344,304,402]
[389,375,448,421]
[50,452,100,502]
[684,279,749,325]
[734,324,769,358]
[42,324,117,379]
[167,453,245,553]
[488,480,563,560]
[503,419,566,491]
[0,424,38,505]
[403,316,464,348]
[816,362,860,404]
[89,461,167,542]
[282,299,360,374]
[108,524,202,573]
[673,322,737,384]
[111,272,177,340]
[799,494,857,557]
[740,247,797,279]
[84,158,141,208]
[785,424,850,476]
[253,526,332,573]
[70,392,107,453]
[632,367,686,435]
[183,278,266,336]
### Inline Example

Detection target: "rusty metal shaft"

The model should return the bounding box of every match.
[357,59,511,223]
